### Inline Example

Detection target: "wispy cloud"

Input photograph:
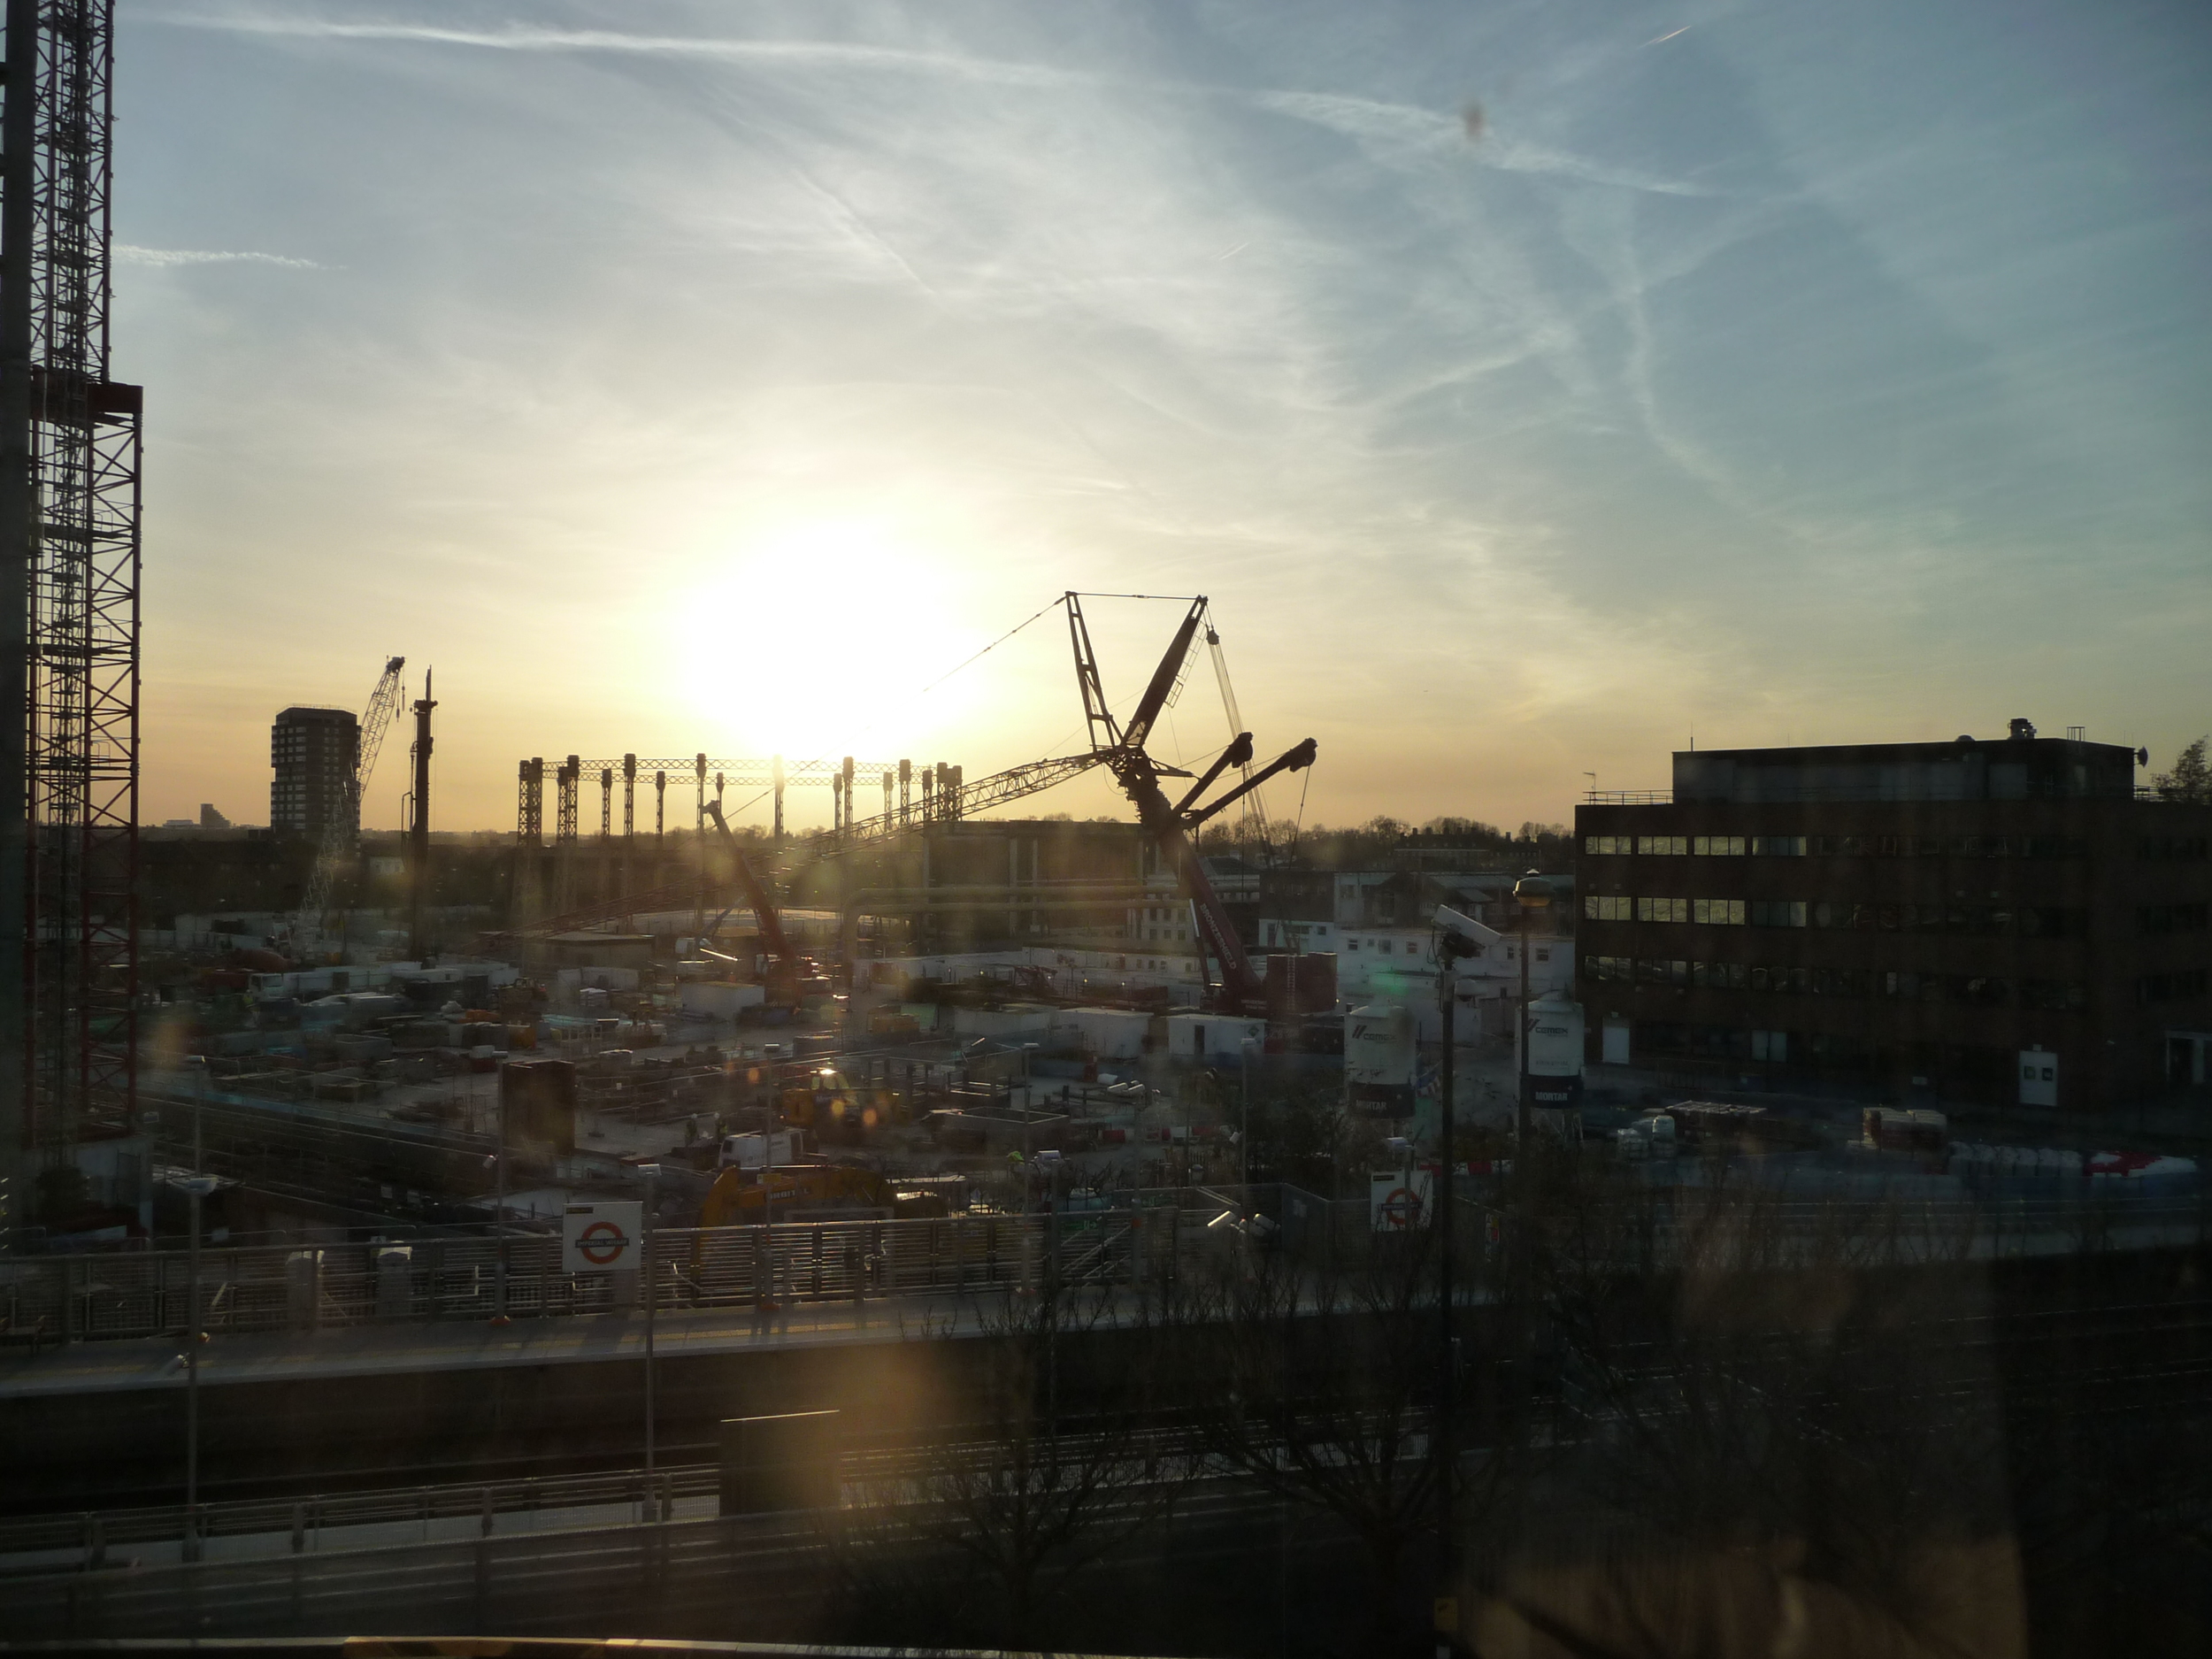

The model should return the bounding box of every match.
[122,3,2210,823]
[164,15,1711,197]
[157,16,1087,88]
[118,242,324,270]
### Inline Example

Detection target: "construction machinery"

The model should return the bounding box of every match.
[286,657,407,963]
[404,668,436,959]
[1065,595,1316,1013]
[810,594,1312,1010]
[700,799,830,1010]
[698,1160,895,1225]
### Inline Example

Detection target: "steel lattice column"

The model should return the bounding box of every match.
[517,757,543,843]
[1,0,142,1172]
[554,757,579,844]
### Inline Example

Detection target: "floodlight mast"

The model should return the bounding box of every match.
[1064,593,1316,1014]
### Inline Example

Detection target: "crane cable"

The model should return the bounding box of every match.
[711,594,1071,830]
[714,589,1198,830]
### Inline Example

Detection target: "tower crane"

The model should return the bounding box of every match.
[287,656,407,963]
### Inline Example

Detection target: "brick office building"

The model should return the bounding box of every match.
[1575,724,2212,1112]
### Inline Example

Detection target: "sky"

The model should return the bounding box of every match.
[117,0,2212,833]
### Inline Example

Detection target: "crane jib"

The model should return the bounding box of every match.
[287,655,407,956]
[1119,596,1206,755]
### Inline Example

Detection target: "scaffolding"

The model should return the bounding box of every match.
[2,0,142,1180]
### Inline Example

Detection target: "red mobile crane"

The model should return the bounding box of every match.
[1065,594,1316,1014]
[701,800,823,1010]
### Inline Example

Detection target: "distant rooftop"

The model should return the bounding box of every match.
[1671,721,2139,804]
[273,704,357,724]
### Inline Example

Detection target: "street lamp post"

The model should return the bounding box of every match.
[1504,868,1552,1605]
[1513,871,1552,1148]
[190,1055,205,1175]
[492,1076,510,1322]
[1240,1036,1257,1209]
[181,1056,211,1561]
[180,1171,217,1561]
[640,1163,660,1500]
[1431,919,1478,1656]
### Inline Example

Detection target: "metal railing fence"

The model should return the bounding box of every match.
[0,1207,1190,1347]
[4,1184,2200,1350]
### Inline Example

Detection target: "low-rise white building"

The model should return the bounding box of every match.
[1255,910,1574,1042]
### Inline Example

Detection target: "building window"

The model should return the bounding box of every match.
[1692,898,1747,926]
[1751,835,1806,856]
[1750,1030,1788,1063]
[2020,979,2087,1010]
[1636,836,1688,856]
[2139,836,2210,862]
[1636,896,1689,924]
[1636,957,1689,987]
[1584,834,1631,855]
[2140,903,2210,935]
[1585,895,1632,921]
[2139,970,2210,1004]
[1583,955,1632,983]
[1692,835,1746,856]
[1749,900,1808,928]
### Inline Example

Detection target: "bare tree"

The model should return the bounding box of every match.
[831,1274,1183,1649]
[1168,1201,1519,1653]
[1486,1153,2028,1658]
[2154,735,2210,803]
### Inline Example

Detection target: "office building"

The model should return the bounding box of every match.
[1576,722,2212,1111]
[270,706,360,839]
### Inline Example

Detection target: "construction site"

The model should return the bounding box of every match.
[5,9,2209,1658]
[64,589,1565,1258]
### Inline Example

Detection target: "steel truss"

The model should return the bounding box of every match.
[16,0,139,1148]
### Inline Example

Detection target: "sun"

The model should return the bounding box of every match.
[672,518,968,769]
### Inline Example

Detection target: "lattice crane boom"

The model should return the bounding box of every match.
[289,656,404,960]
[1205,622,1271,850]
[1070,595,1316,1013]
[354,657,408,819]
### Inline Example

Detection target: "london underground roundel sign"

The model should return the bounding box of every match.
[576,1219,629,1266]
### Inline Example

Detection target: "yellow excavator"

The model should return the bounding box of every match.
[767,1062,902,1141]
[698,1161,895,1226]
